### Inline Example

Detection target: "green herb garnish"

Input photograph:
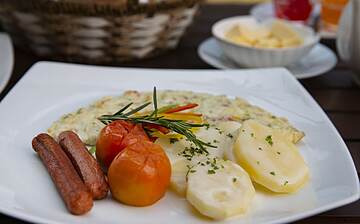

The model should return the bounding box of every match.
[270,171,276,176]
[169,138,179,144]
[185,164,197,180]
[265,135,273,146]
[99,87,216,154]
[88,146,96,155]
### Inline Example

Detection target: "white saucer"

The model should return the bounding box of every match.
[198,38,337,79]
[0,33,13,93]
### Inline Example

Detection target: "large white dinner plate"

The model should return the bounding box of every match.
[0,62,358,224]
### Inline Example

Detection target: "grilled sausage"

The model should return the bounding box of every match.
[32,133,93,215]
[58,131,109,200]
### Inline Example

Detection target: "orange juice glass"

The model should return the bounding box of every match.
[321,0,349,31]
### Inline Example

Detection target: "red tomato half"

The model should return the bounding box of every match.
[96,121,149,168]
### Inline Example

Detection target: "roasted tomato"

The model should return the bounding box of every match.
[96,121,149,168]
[107,141,171,206]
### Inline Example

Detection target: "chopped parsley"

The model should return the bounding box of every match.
[233,178,237,183]
[88,146,96,154]
[169,138,179,144]
[270,171,276,176]
[179,145,208,161]
[215,127,223,134]
[185,164,197,180]
[204,157,224,175]
[265,135,273,146]
[256,161,260,165]
[226,133,233,138]
[213,139,219,143]
[250,133,254,137]
[284,181,289,186]
[198,162,206,166]
[276,151,281,155]
[258,147,263,151]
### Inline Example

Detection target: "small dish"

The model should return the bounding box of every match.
[198,37,337,79]
[212,16,320,68]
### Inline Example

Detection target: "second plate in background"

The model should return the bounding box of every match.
[198,38,337,79]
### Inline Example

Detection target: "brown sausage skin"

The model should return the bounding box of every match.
[58,131,109,200]
[32,133,93,215]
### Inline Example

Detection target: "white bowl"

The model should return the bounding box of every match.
[212,16,320,68]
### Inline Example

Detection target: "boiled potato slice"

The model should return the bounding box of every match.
[155,127,229,196]
[271,20,302,44]
[281,37,302,48]
[216,121,242,161]
[239,25,271,43]
[225,26,253,46]
[233,120,309,193]
[256,37,281,48]
[216,121,242,134]
[186,160,255,220]
[170,158,189,196]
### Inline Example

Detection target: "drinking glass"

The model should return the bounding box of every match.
[273,0,314,22]
[321,0,349,32]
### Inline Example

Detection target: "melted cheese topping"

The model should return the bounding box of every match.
[48,90,304,145]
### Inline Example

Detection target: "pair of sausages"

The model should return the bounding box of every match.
[32,131,108,215]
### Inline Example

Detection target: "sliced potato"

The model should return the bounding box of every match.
[215,121,242,161]
[216,121,242,133]
[233,120,309,193]
[155,127,229,195]
[170,158,189,196]
[239,25,271,43]
[186,160,255,220]
[271,20,302,44]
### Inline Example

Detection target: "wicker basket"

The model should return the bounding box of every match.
[0,0,201,64]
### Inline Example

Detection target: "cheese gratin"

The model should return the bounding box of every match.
[48,90,304,145]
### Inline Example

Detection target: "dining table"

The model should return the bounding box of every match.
[0,3,359,224]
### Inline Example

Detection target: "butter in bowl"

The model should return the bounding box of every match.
[212,16,320,68]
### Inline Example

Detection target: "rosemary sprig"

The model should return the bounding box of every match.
[99,87,216,153]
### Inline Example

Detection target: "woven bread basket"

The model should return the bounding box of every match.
[0,0,201,64]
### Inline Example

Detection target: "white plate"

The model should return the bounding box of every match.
[198,38,337,79]
[250,2,336,39]
[0,62,358,224]
[0,33,13,93]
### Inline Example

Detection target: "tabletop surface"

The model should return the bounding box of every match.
[0,4,359,224]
